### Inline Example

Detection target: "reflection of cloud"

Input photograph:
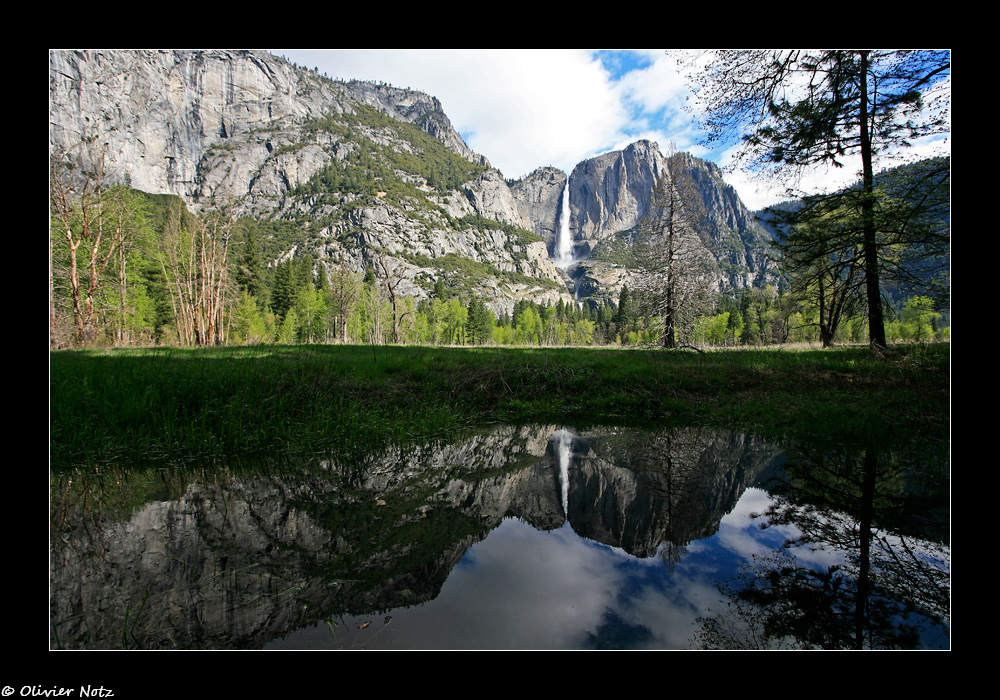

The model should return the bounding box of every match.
[723,486,773,524]
[716,488,794,561]
[354,517,717,649]
[291,484,908,649]
[719,487,847,572]
[428,519,624,649]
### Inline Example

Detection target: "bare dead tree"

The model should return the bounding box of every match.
[158,201,237,346]
[375,253,413,344]
[106,188,152,346]
[633,152,719,348]
[50,151,129,346]
[328,250,361,342]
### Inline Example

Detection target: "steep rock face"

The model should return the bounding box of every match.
[49,50,776,317]
[51,50,314,200]
[49,49,486,208]
[50,49,571,315]
[442,169,527,228]
[508,142,778,305]
[667,152,779,290]
[510,166,568,256]
[345,80,488,168]
[570,140,668,252]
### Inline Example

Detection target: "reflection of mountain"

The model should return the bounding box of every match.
[565,428,782,556]
[50,424,780,649]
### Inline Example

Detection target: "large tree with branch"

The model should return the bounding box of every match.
[678,49,950,349]
[777,204,867,347]
[157,200,237,346]
[50,151,153,347]
[633,150,719,348]
[767,155,950,346]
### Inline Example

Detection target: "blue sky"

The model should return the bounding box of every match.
[270,49,949,211]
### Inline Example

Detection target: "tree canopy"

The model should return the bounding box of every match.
[676,49,950,348]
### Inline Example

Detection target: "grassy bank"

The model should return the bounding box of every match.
[49,342,950,468]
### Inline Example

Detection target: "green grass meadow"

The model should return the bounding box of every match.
[49,342,950,469]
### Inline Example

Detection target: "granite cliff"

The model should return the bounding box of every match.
[49,49,777,314]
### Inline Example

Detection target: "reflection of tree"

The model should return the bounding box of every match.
[656,542,686,575]
[695,441,949,649]
[696,549,923,649]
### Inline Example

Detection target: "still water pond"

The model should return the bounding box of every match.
[50,425,949,650]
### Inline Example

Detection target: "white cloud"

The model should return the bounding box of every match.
[273,49,638,180]
[269,49,949,210]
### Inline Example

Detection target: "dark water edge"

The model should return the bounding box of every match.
[50,423,949,650]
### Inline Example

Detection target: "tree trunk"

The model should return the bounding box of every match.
[858,50,887,350]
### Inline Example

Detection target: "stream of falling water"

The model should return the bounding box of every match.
[554,178,573,268]
[552,429,573,518]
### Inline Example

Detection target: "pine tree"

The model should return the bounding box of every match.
[633,149,719,348]
[679,49,950,349]
[466,297,494,345]
[270,259,295,320]
[236,225,265,300]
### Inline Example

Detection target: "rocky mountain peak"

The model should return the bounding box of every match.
[49,50,486,207]
[49,49,777,316]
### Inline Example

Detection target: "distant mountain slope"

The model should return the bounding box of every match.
[50,49,572,313]
[49,50,781,314]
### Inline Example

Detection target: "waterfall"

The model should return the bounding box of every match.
[554,178,573,268]
[552,429,574,519]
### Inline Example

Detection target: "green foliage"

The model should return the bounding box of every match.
[230,290,269,345]
[269,258,297,320]
[684,49,950,349]
[466,297,495,345]
[296,104,487,204]
[50,342,951,468]
[590,229,641,267]
[50,180,167,346]
[402,252,562,296]
[50,76,949,356]
[457,214,543,246]
[235,224,266,300]
[887,295,943,342]
[767,155,950,348]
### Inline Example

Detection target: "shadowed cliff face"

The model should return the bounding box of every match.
[50,424,784,649]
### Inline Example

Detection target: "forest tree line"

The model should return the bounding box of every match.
[49,151,949,351]
[50,50,951,353]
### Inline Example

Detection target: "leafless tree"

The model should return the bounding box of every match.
[633,153,719,348]
[327,250,361,342]
[158,200,237,346]
[50,150,140,346]
[375,253,413,344]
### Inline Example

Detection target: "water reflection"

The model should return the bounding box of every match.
[694,443,950,650]
[49,425,949,650]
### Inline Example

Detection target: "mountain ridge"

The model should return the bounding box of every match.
[49,49,777,314]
